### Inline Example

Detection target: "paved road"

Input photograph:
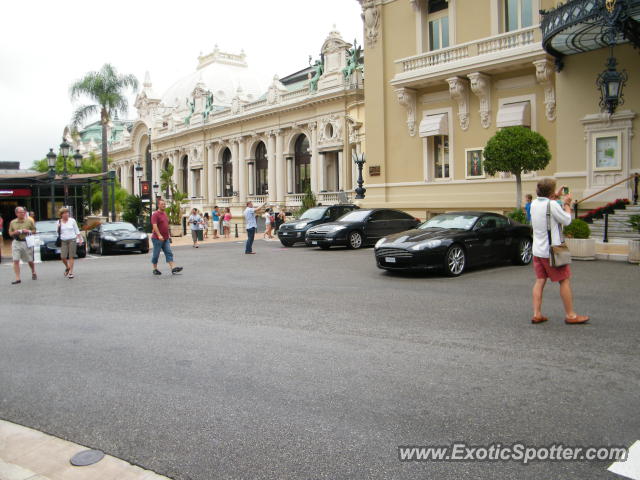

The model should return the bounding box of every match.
[1,240,638,480]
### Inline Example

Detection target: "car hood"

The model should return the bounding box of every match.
[103,230,143,239]
[380,228,466,245]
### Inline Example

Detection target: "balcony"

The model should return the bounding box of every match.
[391,26,544,89]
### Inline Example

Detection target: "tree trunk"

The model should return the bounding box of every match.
[101,110,109,218]
[515,172,522,210]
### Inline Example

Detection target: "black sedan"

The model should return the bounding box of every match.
[374,211,533,276]
[305,209,421,249]
[278,204,359,246]
[36,220,87,260]
[87,222,149,255]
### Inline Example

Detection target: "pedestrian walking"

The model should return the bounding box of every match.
[263,208,274,239]
[8,207,37,284]
[0,214,4,264]
[28,211,36,224]
[203,212,210,239]
[244,201,267,254]
[188,208,203,248]
[275,207,286,232]
[211,206,220,239]
[530,178,588,325]
[524,194,533,223]
[57,207,83,279]
[222,208,232,238]
[151,199,183,276]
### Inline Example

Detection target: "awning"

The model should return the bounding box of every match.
[419,113,448,137]
[496,102,531,128]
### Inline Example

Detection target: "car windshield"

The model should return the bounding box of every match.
[103,223,137,232]
[36,221,58,233]
[337,210,371,222]
[299,208,326,221]
[419,214,478,231]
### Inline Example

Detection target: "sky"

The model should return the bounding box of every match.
[0,0,363,169]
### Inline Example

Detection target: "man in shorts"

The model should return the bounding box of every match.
[8,207,37,285]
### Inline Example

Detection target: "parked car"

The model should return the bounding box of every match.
[374,211,533,276]
[278,204,359,246]
[87,222,149,255]
[305,208,420,249]
[36,220,86,260]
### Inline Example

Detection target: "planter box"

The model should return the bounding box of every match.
[170,225,184,237]
[565,238,596,260]
[629,239,640,264]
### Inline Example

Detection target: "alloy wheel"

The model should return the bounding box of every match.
[520,238,533,264]
[446,245,465,276]
[348,231,363,249]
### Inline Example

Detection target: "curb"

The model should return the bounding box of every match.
[0,419,171,480]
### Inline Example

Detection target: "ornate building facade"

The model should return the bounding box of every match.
[67,28,365,220]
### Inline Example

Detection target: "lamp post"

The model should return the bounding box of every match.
[596,54,628,114]
[45,140,83,218]
[353,152,366,200]
[152,182,159,210]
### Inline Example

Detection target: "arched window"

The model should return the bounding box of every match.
[294,135,311,193]
[181,156,189,194]
[222,148,233,197]
[255,142,268,195]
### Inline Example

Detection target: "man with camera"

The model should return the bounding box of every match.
[8,206,37,284]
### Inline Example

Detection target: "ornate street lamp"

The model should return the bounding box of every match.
[353,152,366,200]
[152,182,160,210]
[73,149,83,171]
[46,148,57,218]
[596,54,628,114]
[45,140,84,218]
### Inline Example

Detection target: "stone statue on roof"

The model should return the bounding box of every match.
[184,97,196,125]
[308,58,324,93]
[342,39,363,81]
[203,92,214,121]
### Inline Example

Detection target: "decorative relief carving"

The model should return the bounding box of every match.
[359,0,381,49]
[318,114,343,144]
[533,59,556,122]
[446,77,470,131]
[395,87,417,136]
[468,72,492,129]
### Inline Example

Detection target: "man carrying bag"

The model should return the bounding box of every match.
[529,178,589,325]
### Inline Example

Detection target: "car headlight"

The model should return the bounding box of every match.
[294,222,308,229]
[375,238,387,248]
[140,233,148,239]
[329,225,346,232]
[104,235,117,242]
[410,239,442,251]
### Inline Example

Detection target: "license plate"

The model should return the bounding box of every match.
[385,257,396,263]
[312,241,318,245]
[281,232,288,236]
[55,249,61,254]
[125,243,135,248]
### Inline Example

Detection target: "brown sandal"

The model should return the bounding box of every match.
[531,315,548,324]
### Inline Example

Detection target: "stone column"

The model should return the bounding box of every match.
[171,152,179,194]
[216,164,223,197]
[338,150,344,191]
[267,132,277,203]
[247,161,255,196]
[319,152,326,192]
[238,138,247,204]
[207,144,216,201]
[275,131,285,204]
[232,140,240,199]
[286,157,294,194]
[310,122,318,193]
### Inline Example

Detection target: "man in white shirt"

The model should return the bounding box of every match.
[243,201,267,254]
[529,178,588,325]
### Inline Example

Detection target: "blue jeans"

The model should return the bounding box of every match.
[245,227,256,253]
[151,238,174,264]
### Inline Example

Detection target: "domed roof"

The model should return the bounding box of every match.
[161,47,265,108]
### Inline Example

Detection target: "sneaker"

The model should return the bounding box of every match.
[153,269,162,275]
[171,266,183,274]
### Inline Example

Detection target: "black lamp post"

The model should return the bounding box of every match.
[45,141,83,218]
[353,151,366,200]
[46,148,57,219]
[152,182,160,210]
[596,54,628,114]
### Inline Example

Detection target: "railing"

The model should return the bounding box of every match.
[247,194,267,204]
[215,196,232,206]
[285,193,304,206]
[397,26,540,73]
[317,191,354,204]
[280,88,309,102]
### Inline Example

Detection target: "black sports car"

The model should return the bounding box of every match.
[87,222,149,255]
[305,208,421,249]
[278,204,359,246]
[36,220,86,260]
[374,212,533,276]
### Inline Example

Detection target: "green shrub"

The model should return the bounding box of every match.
[564,219,591,239]
[507,208,527,224]
[629,215,640,233]
[122,195,143,225]
[295,185,317,218]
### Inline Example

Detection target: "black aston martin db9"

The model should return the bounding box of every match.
[87,222,149,255]
[374,212,533,276]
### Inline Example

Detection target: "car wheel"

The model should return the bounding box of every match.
[444,244,466,276]
[98,241,104,256]
[347,231,363,249]
[140,248,149,254]
[280,240,294,247]
[513,237,533,265]
[319,244,331,250]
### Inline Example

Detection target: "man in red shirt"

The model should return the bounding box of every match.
[151,199,183,276]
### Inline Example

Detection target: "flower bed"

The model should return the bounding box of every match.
[579,198,630,223]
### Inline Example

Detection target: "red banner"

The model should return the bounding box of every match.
[0,189,32,197]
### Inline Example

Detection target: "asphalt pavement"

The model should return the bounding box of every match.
[1,239,638,479]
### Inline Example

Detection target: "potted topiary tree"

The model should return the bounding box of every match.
[564,218,595,260]
[627,215,640,264]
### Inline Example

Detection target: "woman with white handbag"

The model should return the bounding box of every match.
[57,207,83,279]
[529,178,589,325]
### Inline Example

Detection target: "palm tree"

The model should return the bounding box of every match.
[70,64,138,217]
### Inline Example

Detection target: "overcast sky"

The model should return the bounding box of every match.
[0,0,363,169]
